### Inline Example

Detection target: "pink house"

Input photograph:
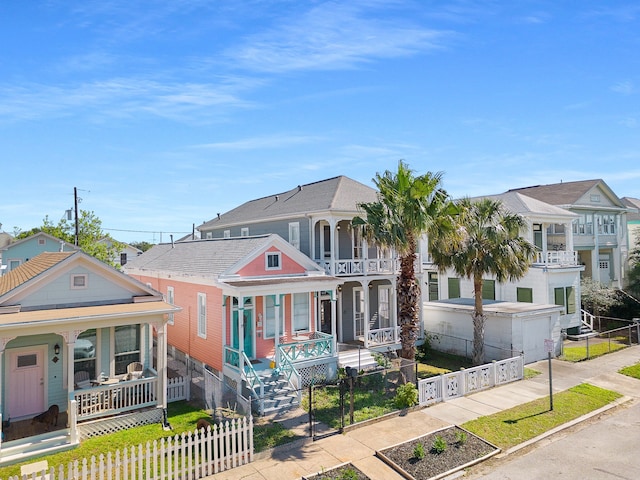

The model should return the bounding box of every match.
[125,234,340,414]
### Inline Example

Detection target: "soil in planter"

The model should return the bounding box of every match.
[303,463,371,480]
[379,426,496,480]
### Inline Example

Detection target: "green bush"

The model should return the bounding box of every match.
[455,430,467,446]
[413,442,426,460]
[394,382,418,409]
[431,435,447,454]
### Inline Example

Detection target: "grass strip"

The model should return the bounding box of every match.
[619,363,640,379]
[561,342,627,362]
[462,383,621,449]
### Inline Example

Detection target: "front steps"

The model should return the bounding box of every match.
[0,430,74,466]
[250,371,300,415]
[338,344,379,371]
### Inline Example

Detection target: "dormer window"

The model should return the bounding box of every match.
[266,252,281,270]
[71,274,87,289]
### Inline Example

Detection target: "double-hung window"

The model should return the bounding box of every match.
[289,222,300,250]
[264,295,285,338]
[197,293,207,338]
[293,293,310,332]
[114,325,140,375]
[167,286,175,325]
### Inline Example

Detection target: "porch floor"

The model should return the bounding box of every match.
[3,412,69,443]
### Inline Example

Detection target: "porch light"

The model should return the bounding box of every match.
[54,343,60,355]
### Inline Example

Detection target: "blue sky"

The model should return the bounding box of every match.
[1,1,638,243]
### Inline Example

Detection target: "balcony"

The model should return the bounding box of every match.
[318,258,399,276]
[534,250,578,267]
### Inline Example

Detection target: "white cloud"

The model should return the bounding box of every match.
[227,2,452,73]
[611,81,635,95]
[192,134,322,150]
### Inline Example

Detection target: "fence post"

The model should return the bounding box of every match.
[586,337,590,360]
[70,399,78,444]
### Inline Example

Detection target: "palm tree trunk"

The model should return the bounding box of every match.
[397,242,420,362]
[472,275,486,366]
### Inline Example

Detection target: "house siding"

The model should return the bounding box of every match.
[204,217,311,255]
[237,247,307,277]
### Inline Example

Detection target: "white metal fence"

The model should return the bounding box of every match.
[418,355,524,406]
[9,417,253,480]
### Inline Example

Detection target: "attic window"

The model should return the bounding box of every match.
[241,227,249,237]
[266,252,281,270]
[590,194,601,202]
[38,238,46,245]
[71,274,87,289]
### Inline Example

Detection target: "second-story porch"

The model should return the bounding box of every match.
[311,218,399,277]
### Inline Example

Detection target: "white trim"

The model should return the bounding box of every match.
[166,286,175,325]
[265,251,282,271]
[71,273,88,289]
[197,292,207,338]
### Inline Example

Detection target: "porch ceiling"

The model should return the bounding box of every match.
[222,275,340,293]
[0,301,178,328]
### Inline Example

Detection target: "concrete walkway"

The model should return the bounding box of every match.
[210,346,640,479]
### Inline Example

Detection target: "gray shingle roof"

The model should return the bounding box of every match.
[470,191,577,218]
[507,179,602,205]
[124,235,273,277]
[198,175,378,229]
[623,197,640,221]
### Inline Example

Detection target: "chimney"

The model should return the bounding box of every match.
[298,185,303,192]
[217,213,221,219]
[170,235,174,248]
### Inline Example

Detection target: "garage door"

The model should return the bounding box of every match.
[523,318,549,364]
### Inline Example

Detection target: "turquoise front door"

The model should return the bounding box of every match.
[232,297,254,358]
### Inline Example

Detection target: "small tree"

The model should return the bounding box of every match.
[581,277,621,317]
[16,211,124,267]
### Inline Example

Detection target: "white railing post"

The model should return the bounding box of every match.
[70,399,78,444]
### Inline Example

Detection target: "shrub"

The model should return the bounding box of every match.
[455,430,467,446]
[394,382,418,409]
[431,435,447,454]
[413,442,425,460]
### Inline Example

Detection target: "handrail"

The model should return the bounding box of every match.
[241,351,265,413]
[277,345,301,404]
[581,309,595,330]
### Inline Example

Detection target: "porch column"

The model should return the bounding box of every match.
[274,294,281,367]
[565,222,574,253]
[363,281,371,348]
[391,278,399,343]
[0,348,3,417]
[157,325,167,408]
[67,339,75,391]
[238,296,245,392]
[542,223,549,261]
[331,290,337,354]
[313,291,319,331]
[329,219,337,275]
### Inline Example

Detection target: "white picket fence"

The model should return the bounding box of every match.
[418,355,524,406]
[9,417,253,480]
[166,376,189,403]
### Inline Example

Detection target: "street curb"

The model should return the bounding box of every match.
[496,395,634,458]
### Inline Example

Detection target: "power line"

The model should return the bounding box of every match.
[103,227,192,234]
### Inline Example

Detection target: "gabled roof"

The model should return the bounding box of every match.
[124,234,326,279]
[622,197,640,222]
[0,231,79,252]
[198,175,378,230]
[0,251,75,296]
[0,250,162,308]
[507,179,625,208]
[469,191,577,220]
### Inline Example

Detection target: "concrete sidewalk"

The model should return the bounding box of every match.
[210,346,640,479]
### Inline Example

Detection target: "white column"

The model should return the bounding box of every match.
[565,222,574,253]
[331,290,338,354]
[391,278,399,343]
[329,219,337,275]
[157,324,167,408]
[274,294,280,366]
[363,281,371,348]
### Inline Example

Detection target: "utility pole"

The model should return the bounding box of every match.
[74,187,79,246]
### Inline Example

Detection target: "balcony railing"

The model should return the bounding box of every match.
[534,250,578,266]
[278,331,334,363]
[73,376,157,421]
[318,258,398,276]
[367,326,400,347]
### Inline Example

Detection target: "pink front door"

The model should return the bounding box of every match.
[7,347,46,419]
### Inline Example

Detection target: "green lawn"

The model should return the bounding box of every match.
[524,367,541,379]
[619,363,640,379]
[0,401,212,479]
[462,383,622,449]
[561,341,627,362]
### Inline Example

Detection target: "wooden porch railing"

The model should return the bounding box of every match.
[278,331,334,362]
[534,250,578,266]
[73,377,157,421]
[367,326,400,346]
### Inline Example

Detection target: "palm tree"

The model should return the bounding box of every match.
[354,161,453,362]
[430,197,536,365]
